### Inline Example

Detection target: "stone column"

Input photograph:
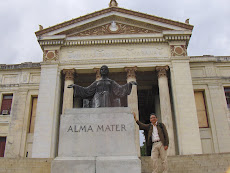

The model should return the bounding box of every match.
[170,58,202,155]
[125,67,140,156]
[62,69,75,113]
[208,84,230,153]
[156,66,175,155]
[32,64,61,158]
[93,68,101,81]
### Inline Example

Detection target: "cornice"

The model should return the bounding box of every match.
[0,63,41,70]
[35,7,193,36]
[39,37,168,47]
[190,56,230,63]
[38,31,191,47]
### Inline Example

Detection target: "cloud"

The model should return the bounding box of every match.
[0,0,230,64]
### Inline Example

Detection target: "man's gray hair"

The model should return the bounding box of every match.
[150,113,157,118]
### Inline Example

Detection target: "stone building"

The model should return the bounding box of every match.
[0,0,230,161]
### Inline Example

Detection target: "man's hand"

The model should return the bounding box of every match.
[67,84,75,88]
[129,81,137,85]
[164,146,168,150]
[133,112,137,122]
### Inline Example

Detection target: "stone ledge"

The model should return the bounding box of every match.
[141,152,230,173]
[0,158,52,173]
[0,62,41,70]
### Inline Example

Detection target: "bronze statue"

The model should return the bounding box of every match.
[68,65,137,108]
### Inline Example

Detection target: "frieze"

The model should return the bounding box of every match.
[60,45,168,61]
[0,84,20,87]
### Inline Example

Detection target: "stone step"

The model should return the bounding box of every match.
[141,153,230,173]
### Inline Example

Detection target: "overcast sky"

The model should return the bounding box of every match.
[0,0,230,65]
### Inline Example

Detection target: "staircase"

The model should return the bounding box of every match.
[141,153,230,173]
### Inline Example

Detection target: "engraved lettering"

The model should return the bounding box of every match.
[116,125,120,131]
[87,125,93,132]
[97,125,104,132]
[121,124,126,131]
[67,126,73,132]
[79,125,86,132]
[111,125,115,131]
[105,125,111,131]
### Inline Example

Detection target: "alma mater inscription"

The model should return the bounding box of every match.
[67,124,127,132]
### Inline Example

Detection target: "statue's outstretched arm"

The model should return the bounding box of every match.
[112,81,137,97]
[67,82,97,98]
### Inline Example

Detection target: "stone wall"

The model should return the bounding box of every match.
[190,55,230,154]
[0,63,41,158]
[0,158,52,173]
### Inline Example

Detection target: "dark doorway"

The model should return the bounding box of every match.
[136,70,158,156]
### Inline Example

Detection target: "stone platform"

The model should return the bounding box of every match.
[0,153,230,172]
[51,107,141,173]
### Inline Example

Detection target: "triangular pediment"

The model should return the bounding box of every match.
[36,7,193,38]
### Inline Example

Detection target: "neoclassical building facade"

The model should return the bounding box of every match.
[0,0,230,159]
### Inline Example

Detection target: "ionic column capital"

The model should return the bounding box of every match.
[156,66,169,78]
[63,69,75,80]
[93,68,101,80]
[125,66,137,79]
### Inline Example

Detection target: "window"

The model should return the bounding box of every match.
[29,97,38,133]
[0,137,6,157]
[1,94,13,115]
[194,91,209,128]
[224,87,230,108]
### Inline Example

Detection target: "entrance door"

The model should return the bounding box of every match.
[138,89,155,156]
[0,137,6,157]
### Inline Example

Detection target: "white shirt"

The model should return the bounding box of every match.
[152,122,160,142]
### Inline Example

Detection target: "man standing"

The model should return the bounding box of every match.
[133,112,169,173]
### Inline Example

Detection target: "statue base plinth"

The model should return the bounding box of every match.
[52,156,141,173]
[51,107,141,173]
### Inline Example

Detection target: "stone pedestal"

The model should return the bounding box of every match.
[51,107,141,173]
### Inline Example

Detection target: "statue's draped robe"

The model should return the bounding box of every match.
[73,78,133,107]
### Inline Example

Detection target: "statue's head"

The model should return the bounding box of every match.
[100,65,109,76]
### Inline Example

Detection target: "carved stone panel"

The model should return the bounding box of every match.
[69,22,159,37]
[2,75,19,84]
[29,73,41,83]
[60,44,169,62]
[43,50,59,62]
[170,45,187,56]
